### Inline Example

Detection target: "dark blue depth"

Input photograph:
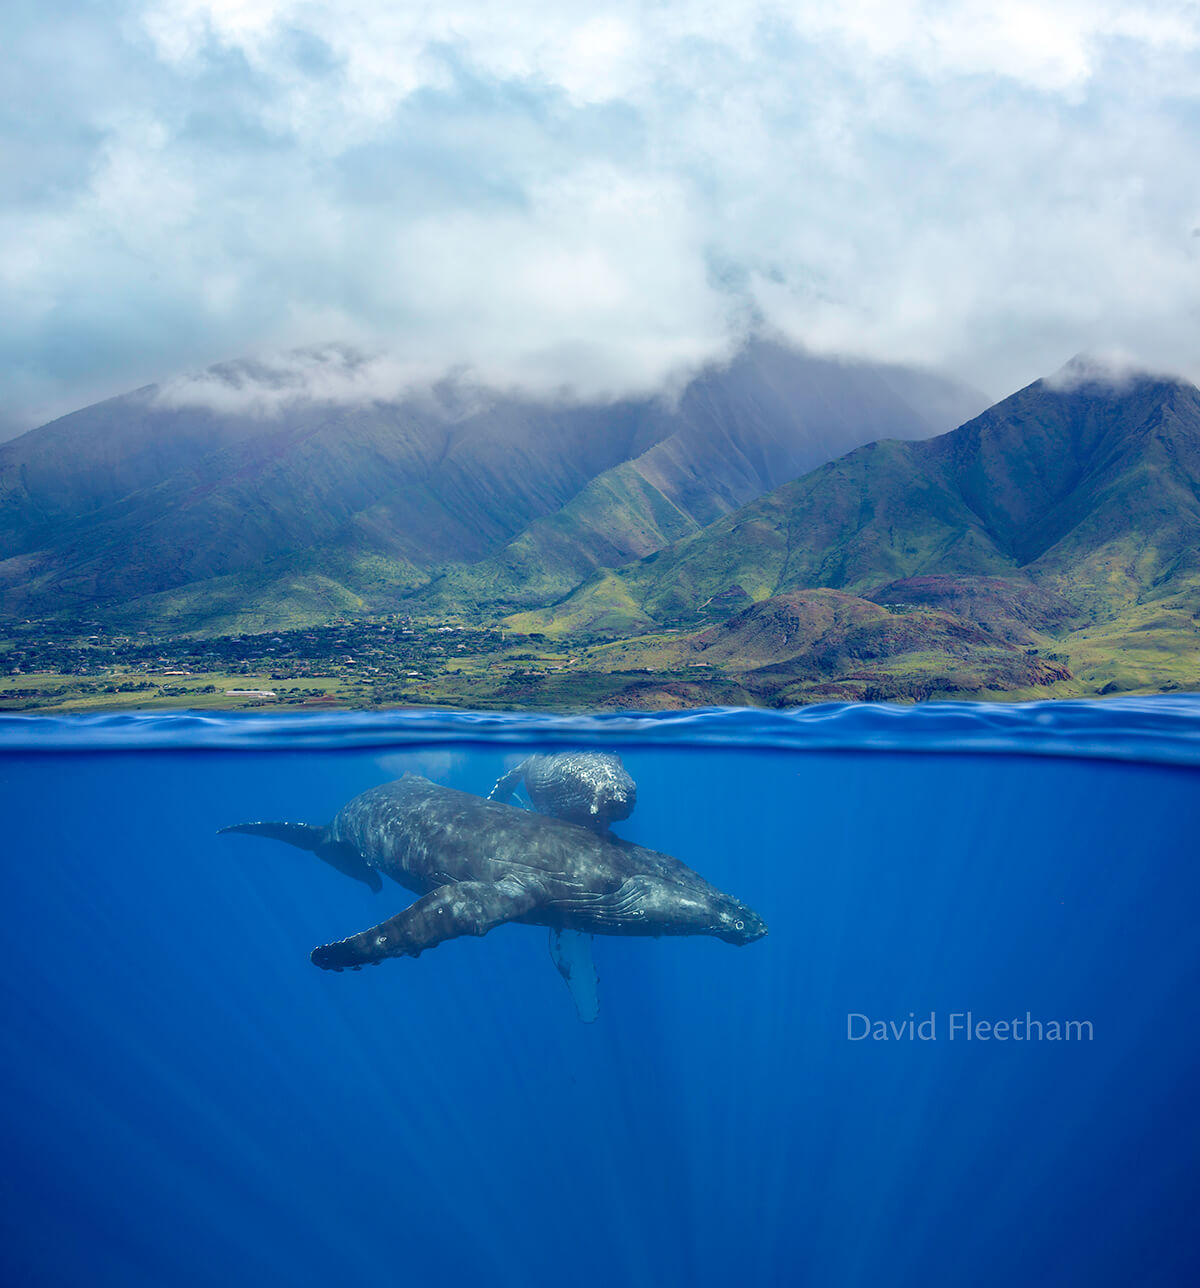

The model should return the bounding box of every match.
[1,702,1198,1287]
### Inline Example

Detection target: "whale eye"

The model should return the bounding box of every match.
[734,919,745,931]
[375,934,388,946]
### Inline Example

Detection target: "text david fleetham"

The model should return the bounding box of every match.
[846,1012,1093,1041]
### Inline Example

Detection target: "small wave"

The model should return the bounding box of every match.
[2,696,1200,767]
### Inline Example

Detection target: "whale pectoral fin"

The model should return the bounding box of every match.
[549,929,599,1023]
[487,763,526,803]
[218,821,381,892]
[311,877,547,971]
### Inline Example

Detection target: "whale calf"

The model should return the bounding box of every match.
[489,752,637,834]
[221,774,765,1017]
[487,751,639,1015]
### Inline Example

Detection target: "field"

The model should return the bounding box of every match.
[2,607,1196,715]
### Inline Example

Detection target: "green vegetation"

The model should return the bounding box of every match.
[530,376,1200,634]
[3,362,1199,712]
[0,342,980,635]
[512,373,1200,701]
[4,580,1196,714]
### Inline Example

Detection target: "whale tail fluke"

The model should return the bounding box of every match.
[219,820,326,849]
[218,821,383,892]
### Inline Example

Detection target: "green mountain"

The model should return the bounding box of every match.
[522,364,1200,630]
[0,343,980,632]
[507,363,1200,699]
[668,588,1069,701]
[10,347,1197,708]
[412,344,986,615]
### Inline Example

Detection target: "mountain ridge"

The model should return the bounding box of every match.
[6,349,1199,708]
[518,369,1200,637]
[0,341,983,630]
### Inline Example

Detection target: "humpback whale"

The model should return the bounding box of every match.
[489,752,637,834]
[489,751,638,1017]
[220,774,765,1018]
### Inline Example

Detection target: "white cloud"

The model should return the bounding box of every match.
[1041,349,1187,391]
[2,0,1200,434]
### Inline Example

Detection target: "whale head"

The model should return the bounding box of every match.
[621,871,767,945]
[712,900,769,945]
[591,764,637,822]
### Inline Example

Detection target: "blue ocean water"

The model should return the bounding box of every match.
[1,698,1198,1287]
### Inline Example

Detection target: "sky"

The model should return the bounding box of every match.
[3,0,1199,436]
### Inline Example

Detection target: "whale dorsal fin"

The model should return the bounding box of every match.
[549,929,599,1023]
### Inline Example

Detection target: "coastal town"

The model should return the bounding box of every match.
[0,617,536,711]
[0,616,710,712]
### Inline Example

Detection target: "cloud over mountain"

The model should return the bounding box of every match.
[3,0,1200,436]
